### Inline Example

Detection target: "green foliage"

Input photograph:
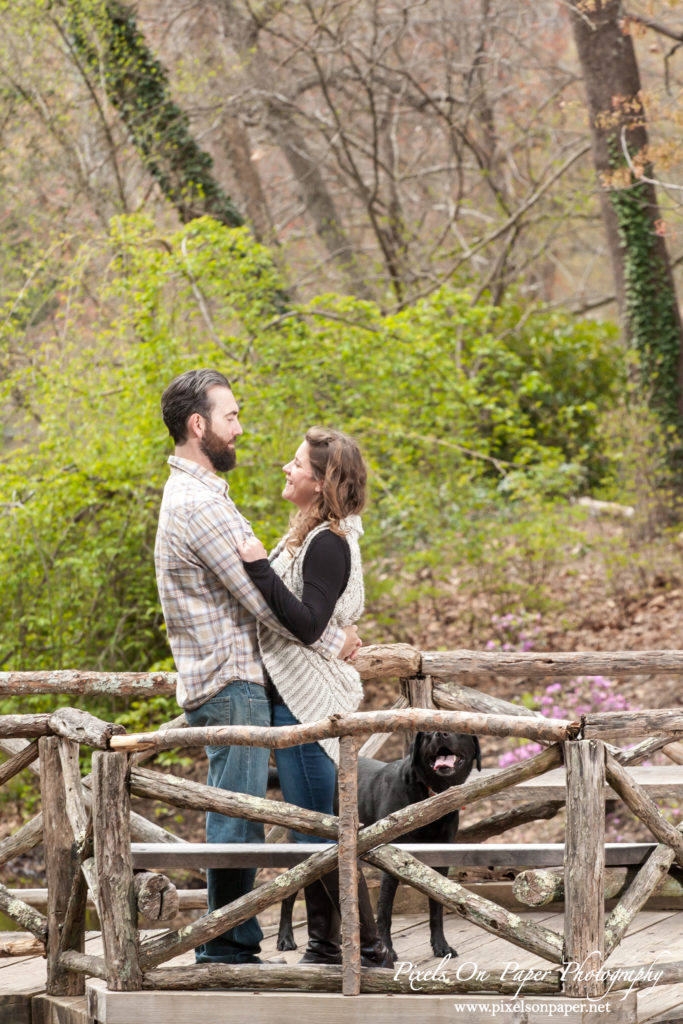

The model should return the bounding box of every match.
[247,289,621,546]
[596,376,682,533]
[0,214,624,673]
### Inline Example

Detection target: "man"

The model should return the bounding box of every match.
[155,368,359,964]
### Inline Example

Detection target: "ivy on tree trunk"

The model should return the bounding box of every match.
[66,0,244,229]
[568,0,683,450]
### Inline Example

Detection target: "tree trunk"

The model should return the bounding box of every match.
[568,0,683,440]
[64,0,244,228]
[212,0,373,300]
[265,101,374,299]
[219,113,277,245]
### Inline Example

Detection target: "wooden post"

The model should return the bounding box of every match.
[563,739,605,998]
[402,673,435,755]
[58,850,90,967]
[407,674,436,710]
[0,735,198,854]
[92,751,142,990]
[337,735,361,996]
[39,736,85,996]
[58,738,99,902]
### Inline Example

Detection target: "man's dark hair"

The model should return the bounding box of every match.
[161,369,232,444]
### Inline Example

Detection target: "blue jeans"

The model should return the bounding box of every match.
[272,701,335,845]
[185,680,270,963]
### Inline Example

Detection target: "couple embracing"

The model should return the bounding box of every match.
[154,368,392,969]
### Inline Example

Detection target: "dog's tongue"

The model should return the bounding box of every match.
[434,755,456,770]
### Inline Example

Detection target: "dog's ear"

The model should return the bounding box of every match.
[473,736,482,772]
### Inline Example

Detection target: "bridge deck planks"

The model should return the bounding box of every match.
[1,911,681,1023]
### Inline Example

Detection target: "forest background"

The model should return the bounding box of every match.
[1,0,683,780]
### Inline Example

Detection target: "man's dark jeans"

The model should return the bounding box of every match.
[185,680,270,963]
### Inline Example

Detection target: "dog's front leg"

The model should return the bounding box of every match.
[376,871,400,963]
[429,866,457,958]
[277,891,298,951]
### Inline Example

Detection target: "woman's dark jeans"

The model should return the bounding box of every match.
[272,700,336,844]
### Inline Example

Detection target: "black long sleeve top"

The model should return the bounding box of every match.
[243,531,351,645]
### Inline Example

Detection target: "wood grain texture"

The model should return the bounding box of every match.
[138,962,563,994]
[433,682,543,717]
[583,709,683,739]
[0,741,39,788]
[0,812,43,870]
[513,866,683,906]
[605,823,683,958]
[129,766,338,839]
[0,936,44,957]
[56,740,98,904]
[138,745,562,968]
[130,840,661,870]
[364,843,564,963]
[563,740,605,998]
[605,753,683,868]
[338,735,361,995]
[48,708,125,750]
[4,646,683,699]
[0,715,51,738]
[39,737,84,997]
[423,649,683,678]
[133,873,179,922]
[0,884,47,941]
[92,752,141,991]
[85,983,639,1024]
[0,737,190,851]
[110,709,574,753]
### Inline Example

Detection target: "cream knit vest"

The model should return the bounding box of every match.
[256,515,365,763]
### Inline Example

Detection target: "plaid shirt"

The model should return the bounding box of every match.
[155,456,345,709]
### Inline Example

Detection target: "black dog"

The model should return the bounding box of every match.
[276,731,481,961]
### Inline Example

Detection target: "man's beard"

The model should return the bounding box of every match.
[200,423,236,472]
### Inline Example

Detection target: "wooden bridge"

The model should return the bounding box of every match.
[1,645,683,1023]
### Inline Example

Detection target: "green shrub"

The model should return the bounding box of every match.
[0,214,625,672]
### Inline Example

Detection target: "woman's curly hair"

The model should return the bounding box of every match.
[286,426,367,552]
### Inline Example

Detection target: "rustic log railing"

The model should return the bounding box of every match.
[1,646,683,1002]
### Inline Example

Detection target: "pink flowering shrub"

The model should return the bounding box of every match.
[498,676,632,769]
[488,619,680,835]
[486,612,542,653]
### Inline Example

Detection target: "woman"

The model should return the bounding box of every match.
[237,426,391,968]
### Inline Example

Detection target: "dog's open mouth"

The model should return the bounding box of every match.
[431,751,463,775]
